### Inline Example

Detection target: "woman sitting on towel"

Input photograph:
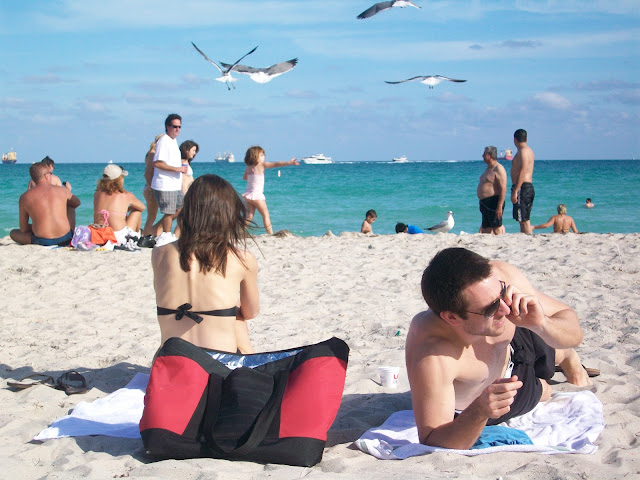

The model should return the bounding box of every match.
[152,174,259,354]
[94,164,146,244]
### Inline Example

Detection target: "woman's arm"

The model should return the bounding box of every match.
[238,251,260,320]
[533,216,555,230]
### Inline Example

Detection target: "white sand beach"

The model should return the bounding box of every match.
[1,232,639,479]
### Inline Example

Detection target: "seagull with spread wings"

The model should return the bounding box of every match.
[385,75,467,89]
[357,0,421,19]
[191,42,258,90]
[220,58,298,84]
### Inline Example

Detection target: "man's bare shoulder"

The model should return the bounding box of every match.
[494,162,507,177]
[407,310,460,357]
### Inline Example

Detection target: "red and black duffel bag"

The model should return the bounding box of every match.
[139,336,349,467]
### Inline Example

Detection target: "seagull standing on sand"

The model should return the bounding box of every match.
[191,42,258,90]
[219,58,298,84]
[385,75,467,89]
[357,0,421,19]
[427,211,455,233]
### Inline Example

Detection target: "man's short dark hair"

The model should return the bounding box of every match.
[395,222,407,233]
[421,247,492,317]
[41,156,55,167]
[165,113,182,131]
[29,162,49,181]
[514,129,527,143]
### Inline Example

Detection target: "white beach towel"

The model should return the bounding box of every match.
[355,391,604,459]
[34,373,149,441]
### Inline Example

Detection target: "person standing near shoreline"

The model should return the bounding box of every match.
[150,114,188,237]
[241,146,299,235]
[511,129,535,234]
[477,146,507,235]
[180,140,199,194]
[142,134,163,236]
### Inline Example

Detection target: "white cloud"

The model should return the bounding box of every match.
[533,92,572,110]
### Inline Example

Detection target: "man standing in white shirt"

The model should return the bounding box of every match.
[151,113,188,236]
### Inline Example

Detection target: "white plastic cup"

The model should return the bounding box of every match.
[379,366,400,388]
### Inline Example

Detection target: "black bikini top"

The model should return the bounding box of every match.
[157,303,237,324]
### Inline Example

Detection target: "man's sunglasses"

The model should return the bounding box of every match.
[170,124,181,129]
[466,281,507,319]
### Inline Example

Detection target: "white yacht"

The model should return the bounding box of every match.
[392,155,408,163]
[215,151,235,163]
[301,154,332,164]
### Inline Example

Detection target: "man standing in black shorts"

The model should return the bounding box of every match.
[477,146,507,235]
[511,129,535,234]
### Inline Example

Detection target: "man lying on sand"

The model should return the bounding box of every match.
[405,247,593,449]
[10,162,81,246]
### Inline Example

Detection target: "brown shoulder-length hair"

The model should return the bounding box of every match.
[96,176,125,194]
[177,174,249,274]
[244,145,265,166]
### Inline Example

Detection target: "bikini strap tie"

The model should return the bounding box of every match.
[175,303,203,324]
[99,209,110,227]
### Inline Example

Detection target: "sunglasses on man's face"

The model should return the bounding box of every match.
[170,124,181,129]
[466,280,507,319]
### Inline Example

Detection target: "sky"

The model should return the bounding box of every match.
[1,0,639,164]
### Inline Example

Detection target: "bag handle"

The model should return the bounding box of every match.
[204,369,290,456]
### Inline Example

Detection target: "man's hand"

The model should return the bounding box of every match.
[472,376,523,419]
[511,190,518,204]
[504,285,547,329]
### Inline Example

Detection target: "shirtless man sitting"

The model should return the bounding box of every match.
[405,247,592,449]
[534,204,579,233]
[11,162,81,246]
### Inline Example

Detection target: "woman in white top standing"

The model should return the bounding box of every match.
[180,140,199,194]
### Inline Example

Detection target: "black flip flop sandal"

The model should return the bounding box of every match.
[7,373,55,391]
[55,370,88,395]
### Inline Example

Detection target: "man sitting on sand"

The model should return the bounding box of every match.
[533,204,579,234]
[405,247,593,449]
[11,162,81,246]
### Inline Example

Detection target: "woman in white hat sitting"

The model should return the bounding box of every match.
[94,164,146,244]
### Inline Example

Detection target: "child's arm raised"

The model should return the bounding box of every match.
[264,157,299,169]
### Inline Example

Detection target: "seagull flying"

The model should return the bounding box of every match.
[385,75,467,89]
[220,58,298,84]
[427,211,455,233]
[191,42,258,90]
[357,0,421,19]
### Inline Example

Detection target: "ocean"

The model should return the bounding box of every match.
[2,160,639,237]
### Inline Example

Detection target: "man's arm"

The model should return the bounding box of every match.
[495,165,507,219]
[153,160,188,174]
[407,337,522,449]
[494,261,583,348]
[18,196,31,232]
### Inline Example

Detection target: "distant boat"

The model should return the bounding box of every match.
[2,149,17,164]
[392,155,408,163]
[301,153,332,164]
[215,151,235,163]
[498,149,513,161]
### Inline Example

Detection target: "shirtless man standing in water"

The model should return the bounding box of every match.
[511,129,535,234]
[477,146,507,235]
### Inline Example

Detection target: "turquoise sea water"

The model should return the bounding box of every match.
[2,160,639,237]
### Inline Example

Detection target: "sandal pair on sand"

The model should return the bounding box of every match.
[7,370,88,395]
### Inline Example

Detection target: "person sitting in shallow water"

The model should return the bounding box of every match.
[533,204,578,234]
[585,198,595,209]
[94,164,146,244]
[153,174,259,354]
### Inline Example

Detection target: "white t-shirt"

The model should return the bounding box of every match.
[151,134,182,191]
